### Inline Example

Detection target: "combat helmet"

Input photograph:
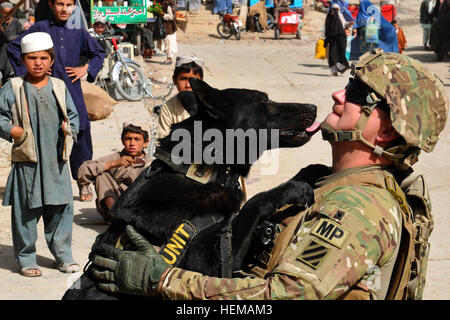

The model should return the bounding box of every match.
[321,48,449,169]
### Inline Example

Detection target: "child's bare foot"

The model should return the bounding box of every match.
[80,193,93,201]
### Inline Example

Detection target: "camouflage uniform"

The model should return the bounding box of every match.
[160,166,402,300]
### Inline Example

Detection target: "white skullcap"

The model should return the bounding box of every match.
[0,2,13,9]
[21,32,54,54]
[175,55,205,68]
[94,16,107,24]
[332,3,340,9]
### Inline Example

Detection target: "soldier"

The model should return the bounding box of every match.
[88,49,448,300]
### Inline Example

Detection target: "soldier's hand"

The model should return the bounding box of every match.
[90,225,170,296]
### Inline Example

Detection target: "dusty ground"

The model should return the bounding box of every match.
[0,0,449,300]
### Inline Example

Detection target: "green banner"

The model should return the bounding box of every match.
[91,6,147,24]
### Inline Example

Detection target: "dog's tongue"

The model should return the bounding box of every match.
[306,121,321,134]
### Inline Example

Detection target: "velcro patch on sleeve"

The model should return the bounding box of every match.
[296,240,330,269]
[311,218,351,248]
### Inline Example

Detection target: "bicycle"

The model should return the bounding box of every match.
[93,31,147,101]
[142,78,174,158]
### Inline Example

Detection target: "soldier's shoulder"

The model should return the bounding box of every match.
[314,184,401,232]
[321,183,398,213]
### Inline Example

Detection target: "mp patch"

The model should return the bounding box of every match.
[311,217,351,248]
[296,240,330,269]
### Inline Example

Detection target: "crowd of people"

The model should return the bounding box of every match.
[321,0,449,76]
[322,0,400,76]
[0,0,197,278]
[0,0,449,302]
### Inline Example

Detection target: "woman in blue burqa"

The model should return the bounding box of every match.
[351,0,398,59]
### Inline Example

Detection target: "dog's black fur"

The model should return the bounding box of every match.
[63,79,318,300]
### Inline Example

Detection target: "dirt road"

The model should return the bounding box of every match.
[0,0,449,299]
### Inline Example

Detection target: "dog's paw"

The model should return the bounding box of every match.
[292,164,332,188]
[273,180,314,211]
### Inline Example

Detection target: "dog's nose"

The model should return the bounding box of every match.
[300,104,317,119]
[304,104,317,113]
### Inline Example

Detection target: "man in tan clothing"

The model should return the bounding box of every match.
[156,56,204,140]
[78,123,151,222]
[274,0,291,25]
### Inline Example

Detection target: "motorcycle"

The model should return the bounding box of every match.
[217,11,243,40]
[92,30,147,101]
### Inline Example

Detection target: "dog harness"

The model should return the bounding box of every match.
[147,148,242,190]
[139,147,242,277]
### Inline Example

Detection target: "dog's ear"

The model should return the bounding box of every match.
[177,91,198,116]
[189,78,221,119]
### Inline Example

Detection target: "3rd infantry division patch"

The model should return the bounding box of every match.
[297,240,330,269]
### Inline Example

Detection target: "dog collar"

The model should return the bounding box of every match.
[148,148,241,190]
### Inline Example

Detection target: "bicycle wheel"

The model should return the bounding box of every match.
[217,22,232,39]
[115,62,146,101]
[266,13,275,30]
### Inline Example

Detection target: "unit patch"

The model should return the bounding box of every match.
[159,222,197,265]
[311,217,350,248]
[296,240,330,269]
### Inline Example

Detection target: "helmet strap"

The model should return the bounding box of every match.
[321,92,409,165]
[320,92,380,144]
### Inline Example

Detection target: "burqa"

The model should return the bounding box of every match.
[324,7,349,73]
[351,0,398,59]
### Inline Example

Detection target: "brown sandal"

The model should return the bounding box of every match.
[20,267,42,277]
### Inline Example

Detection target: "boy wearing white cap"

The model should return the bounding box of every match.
[7,0,105,196]
[0,32,80,277]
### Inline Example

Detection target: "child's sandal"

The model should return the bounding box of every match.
[79,185,93,202]
[20,267,42,277]
[54,262,81,273]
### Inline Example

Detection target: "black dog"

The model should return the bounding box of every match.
[63,78,319,299]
